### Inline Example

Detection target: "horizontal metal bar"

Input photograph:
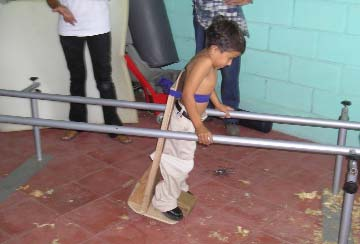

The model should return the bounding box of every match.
[1,89,360,130]
[0,114,359,157]
[21,82,40,92]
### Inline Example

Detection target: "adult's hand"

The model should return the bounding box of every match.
[224,0,253,6]
[53,5,77,25]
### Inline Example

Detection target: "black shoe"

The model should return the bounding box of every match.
[163,207,183,221]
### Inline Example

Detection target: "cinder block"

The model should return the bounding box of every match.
[341,66,360,95]
[247,23,269,50]
[312,90,344,119]
[245,0,294,26]
[243,49,290,80]
[266,79,312,112]
[294,0,346,32]
[269,26,317,58]
[347,5,360,35]
[240,73,267,100]
[317,33,360,66]
[290,57,341,91]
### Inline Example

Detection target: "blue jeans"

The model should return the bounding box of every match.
[193,14,240,124]
[60,32,123,131]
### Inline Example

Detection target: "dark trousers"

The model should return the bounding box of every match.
[60,32,123,131]
[193,14,241,124]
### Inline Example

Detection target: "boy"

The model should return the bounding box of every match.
[152,16,246,221]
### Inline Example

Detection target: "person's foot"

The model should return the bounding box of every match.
[163,207,183,221]
[114,134,132,144]
[61,130,79,141]
[225,123,240,136]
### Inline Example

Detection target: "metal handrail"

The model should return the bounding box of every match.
[2,88,360,130]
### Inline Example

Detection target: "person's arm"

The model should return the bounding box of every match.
[209,91,233,118]
[182,58,213,145]
[46,0,77,25]
[224,0,253,6]
[47,0,61,9]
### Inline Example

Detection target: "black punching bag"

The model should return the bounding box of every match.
[129,0,179,68]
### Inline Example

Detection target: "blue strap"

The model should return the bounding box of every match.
[169,89,182,99]
[194,94,210,103]
[169,89,210,103]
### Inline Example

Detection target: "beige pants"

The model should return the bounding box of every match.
[152,104,196,212]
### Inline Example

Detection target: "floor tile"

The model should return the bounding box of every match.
[33,182,99,214]
[63,198,130,234]
[3,216,93,244]
[0,198,58,236]
[27,154,108,189]
[77,167,134,196]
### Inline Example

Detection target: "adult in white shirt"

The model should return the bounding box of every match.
[47,0,131,144]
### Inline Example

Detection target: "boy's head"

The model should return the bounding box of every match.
[205,15,246,54]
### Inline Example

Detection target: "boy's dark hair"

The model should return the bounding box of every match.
[205,15,246,54]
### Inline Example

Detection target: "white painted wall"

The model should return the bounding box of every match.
[0,0,138,131]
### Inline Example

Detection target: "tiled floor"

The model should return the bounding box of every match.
[0,111,356,244]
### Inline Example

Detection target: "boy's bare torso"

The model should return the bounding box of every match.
[180,50,217,116]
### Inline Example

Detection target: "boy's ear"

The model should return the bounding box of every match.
[209,45,220,53]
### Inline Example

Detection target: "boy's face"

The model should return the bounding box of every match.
[211,46,241,69]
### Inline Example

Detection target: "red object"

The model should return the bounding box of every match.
[125,54,168,105]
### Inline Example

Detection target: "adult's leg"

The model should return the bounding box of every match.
[220,56,241,123]
[87,32,122,126]
[60,35,87,123]
[220,56,241,135]
[193,9,206,54]
[87,33,131,143]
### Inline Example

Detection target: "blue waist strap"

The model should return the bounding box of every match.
[169,90,210,103]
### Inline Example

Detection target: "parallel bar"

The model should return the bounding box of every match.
[21,82,40,92]
[333,128,347,194]
[333,104,350,195]
[2,89,360,130]
[30,97,42,161]
[0,115,360,157]
[338,159,358,244]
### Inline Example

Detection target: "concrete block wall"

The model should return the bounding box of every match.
[164,0,360,147]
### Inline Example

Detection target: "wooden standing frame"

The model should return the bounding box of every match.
[127,72,196,224]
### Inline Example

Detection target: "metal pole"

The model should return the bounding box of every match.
[30,90,42,162]
[333,101,351,194]
[2,89,360,130]
[1,115,360,157]
[21,82,40,92]
[338,155,358,244]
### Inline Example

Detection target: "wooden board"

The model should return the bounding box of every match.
[128,72,197,224]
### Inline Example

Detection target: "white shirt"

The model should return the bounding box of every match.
[58,0,110,37]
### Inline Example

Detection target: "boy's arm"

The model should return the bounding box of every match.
[47,0,77,25]
[182,58,213,145]
[210,91,233,118]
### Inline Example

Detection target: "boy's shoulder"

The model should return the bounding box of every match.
[188,53,213,71]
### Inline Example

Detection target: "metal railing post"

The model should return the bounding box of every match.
[29,77,43,162]
[338,153,358,244]
[333,101,351,194]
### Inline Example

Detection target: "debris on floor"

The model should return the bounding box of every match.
[236,226,250,237]
[294,191,320,200]
[238,179,251,185]
[305,208,322,216]
[33,223,55,228]
[212,167,235,176]
[208,231,229,242]
[29,190,44,198]
[51,239,61,244]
